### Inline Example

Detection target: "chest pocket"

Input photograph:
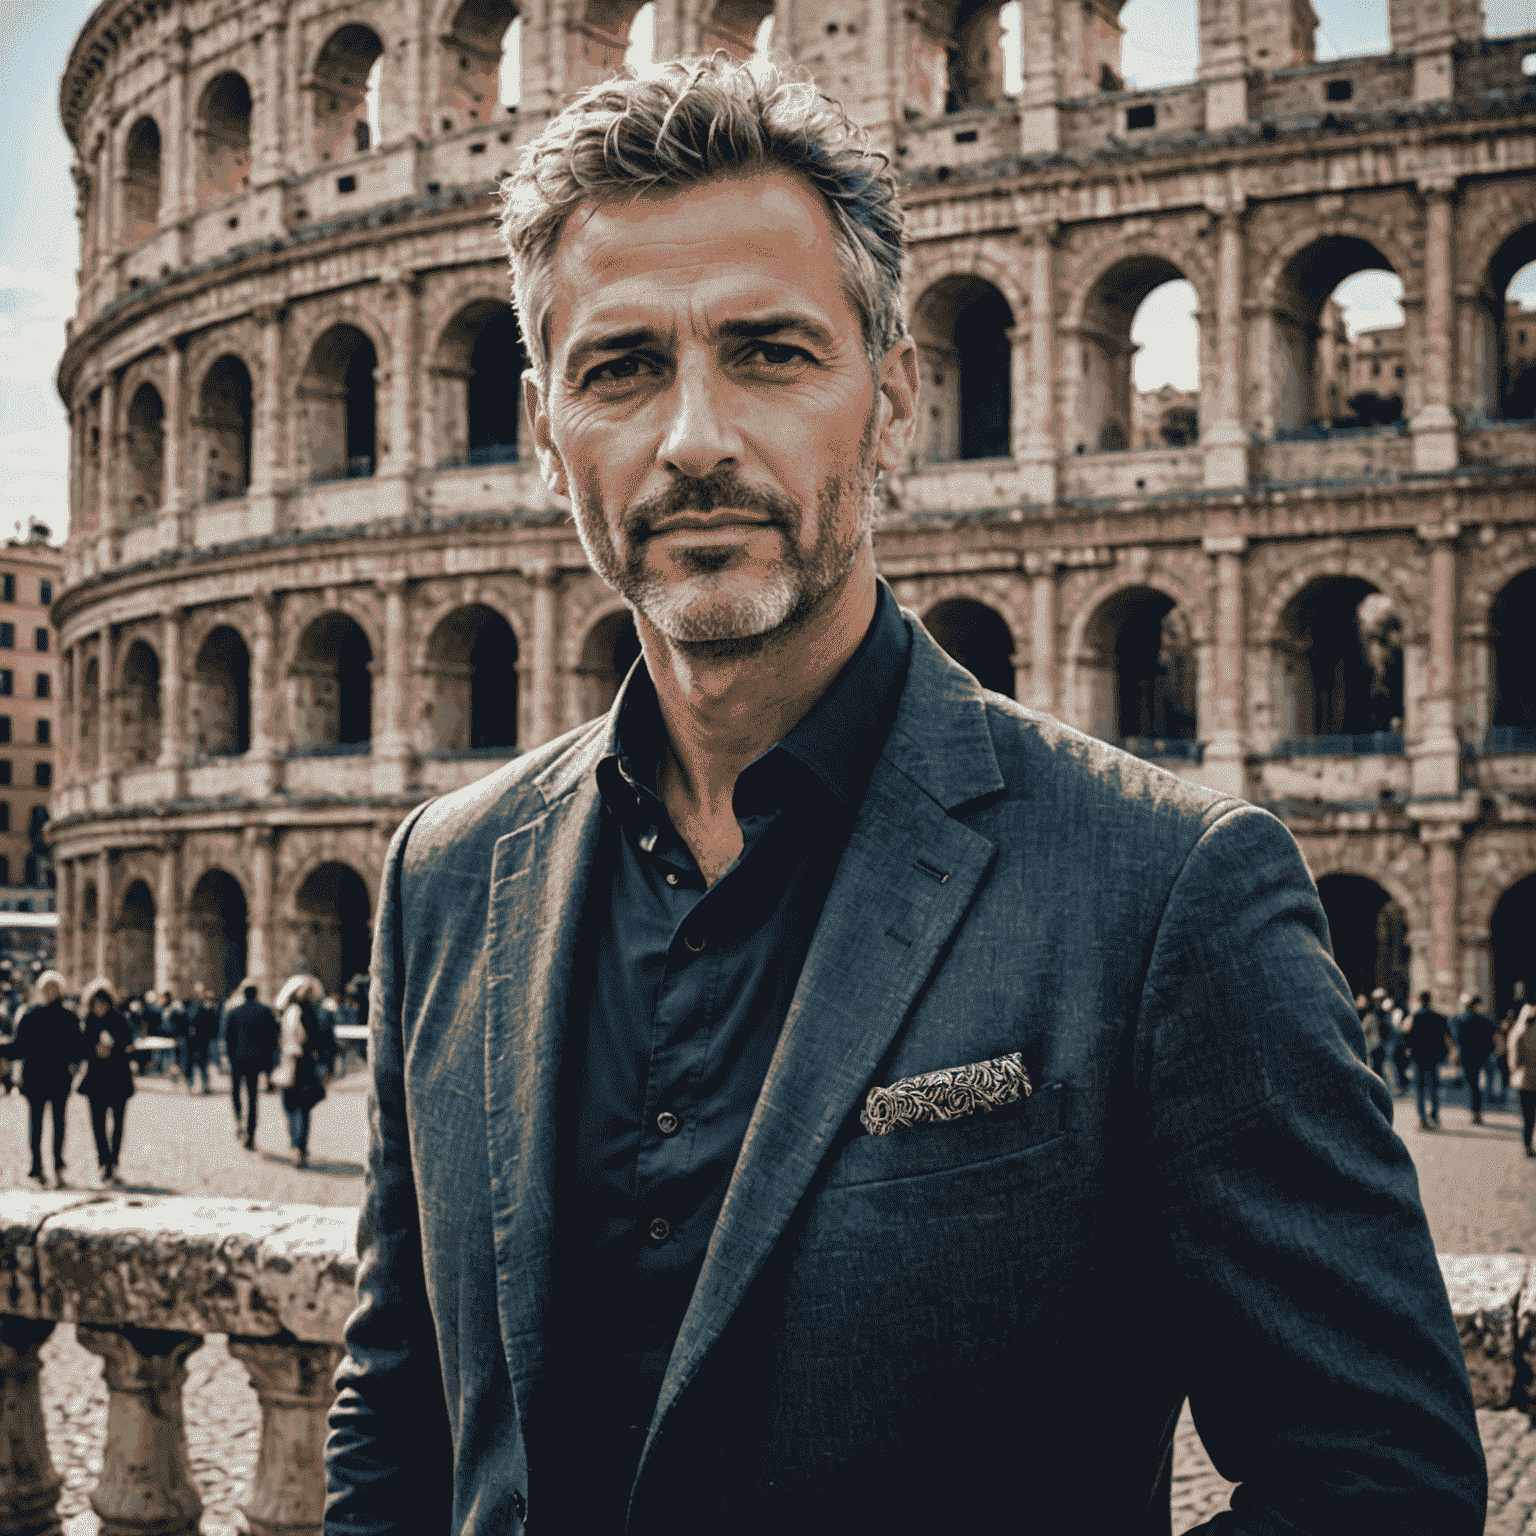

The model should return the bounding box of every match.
[820,1080,1066,1189]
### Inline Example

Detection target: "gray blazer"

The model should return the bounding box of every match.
[325,617,1484,1535]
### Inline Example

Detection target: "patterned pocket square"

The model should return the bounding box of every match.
[859,1052,1031,1137]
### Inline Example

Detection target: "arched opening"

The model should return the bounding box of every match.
[421,605,519,752]
[1492,874,1536,1021]
[1474,229,1536,421]
[922,599,1016,697]
[186,869,248,1000]
[290,613,372,752]
[191,626,251,757]
[123,384,165,518]
[312,25,386,163]
[114,879,156,1001]
[1489,567,1536,749]
[1076,257,1190,455]
[197,355,253,503]
[699,0,775,59]
[432,301,528,466]
[577,610,642,721]
[1275,578,1403,747]
[119,640,162,766]
[1081,587,1197,750]
[293,862,372,998]
[196,73,252,205]
[1130,281,1200,447]
[79,657,100,773]
[1316,873,1410,1003]
[1272,240,1403,436]
[912,277,1013,463]
[562,0,652,98]
[82,880,99,939]
[500,16,523,108]
[302,325,377,483]
[442,0,519,128]
[123,117,162,242]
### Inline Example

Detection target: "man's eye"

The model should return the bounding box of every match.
[748,343,808,367]
[585,357,649,386]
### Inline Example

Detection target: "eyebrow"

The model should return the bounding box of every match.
[563,312,840,382]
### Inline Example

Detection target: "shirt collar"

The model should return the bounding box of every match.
[597,580,911,817]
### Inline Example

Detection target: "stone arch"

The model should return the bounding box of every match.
[907,243,1028,333]
[193,353,254,504]
[888,573,1029,658]
[287,610,375,752]
[1461,830,1536,945]
[117,638,162,767]
[697,0,774,58]
[1064,569,1209,659]
[194,71,252,206]
[122,115,161,242]
[911,275,1014,463]
[573,602,642,721]
[419,603,520,752]
[1480,223,1536,420]
[921,596,1017,697]
[287,859,375,997]
[113,877,156,1001]
[1300,842,1428,938]
[1255,219,1419,314]
[1252,550,1419,650]
[191,625,252,758]
[1313,870,1412,1003]
[1489,566,1536,739]
[1062,235,1214,334]
[436,0,520,129]
[1466,531,1536,622]
[300,323,380,483]
[185,866,249,999]
[1490,870,1536,1017]
[310,23,386,164]
[561,0,649,96]
[122,382,165,518]
[279,591,384,678]
[430,296,530,467]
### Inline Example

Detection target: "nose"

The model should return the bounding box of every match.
[657,351,744,481]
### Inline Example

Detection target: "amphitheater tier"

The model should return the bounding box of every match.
[52,0,1536,1009]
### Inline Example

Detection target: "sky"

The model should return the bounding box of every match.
[3,0,1534,539]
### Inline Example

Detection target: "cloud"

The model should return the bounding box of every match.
[0,264,73,389]
[0,426,70,539]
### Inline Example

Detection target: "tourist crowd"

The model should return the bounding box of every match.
[0,960,365,1185]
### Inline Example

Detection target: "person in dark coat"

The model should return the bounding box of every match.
[1450,994,1497,1125]
[225,981,279,1149]
[77,979,143,1187]
[182,981,218,1094]
[1408,990,1452,1129]
[274,974,336,1168]
[0,970,84,1186]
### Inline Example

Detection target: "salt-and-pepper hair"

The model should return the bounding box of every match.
[31,969,68,1005]
[498,52,909,391]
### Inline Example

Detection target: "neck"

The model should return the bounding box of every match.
[635,550,878,880]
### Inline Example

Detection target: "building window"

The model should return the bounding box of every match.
[35,629,48,652]
[23,855,37,888]
[38,580,51,606]
[0,625,13,649]
[0,762,11,786]
[0,803,9,832]
[0,672,12,696]
[0,717,10,744]
[1,576,13,602]
[34,674,48,699]
[35,720,48,744]
[34,763,50,789]
[0,856,10,886]
[1126,104,1156,130]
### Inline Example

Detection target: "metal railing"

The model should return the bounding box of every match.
[1273,732,1406,758]
[1121,736,1204,763]
[1483,726,1536,755]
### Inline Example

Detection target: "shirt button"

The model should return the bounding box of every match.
[648,1216,671,1242]
[665,871,679,887]
[656,1110,680,1135]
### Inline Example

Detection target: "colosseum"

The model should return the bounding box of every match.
[50,0,1536,1015]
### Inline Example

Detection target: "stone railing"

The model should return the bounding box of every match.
[0,1193,1531,1534]
[0,1191,356,1536]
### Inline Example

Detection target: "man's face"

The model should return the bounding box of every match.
[530,169,917,647]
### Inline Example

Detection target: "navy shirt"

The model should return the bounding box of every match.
[545,582,910,1518]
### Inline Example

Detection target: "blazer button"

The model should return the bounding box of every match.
[656,1110,680,1135]
[648,1216,671,1241]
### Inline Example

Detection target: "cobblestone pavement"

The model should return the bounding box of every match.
[3,1057,1533,1532]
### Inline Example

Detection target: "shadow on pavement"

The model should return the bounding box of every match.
[256,1151,365,1178]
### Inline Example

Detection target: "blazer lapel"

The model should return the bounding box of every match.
[634,626,1008,1485]
[482,732,606,1426]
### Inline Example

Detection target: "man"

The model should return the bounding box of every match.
[324,56,1484,1535]
[1450,993,1495,1125]
[1407,990,1451,1130]
[182,981,217,1094]
[225,982,278,1149]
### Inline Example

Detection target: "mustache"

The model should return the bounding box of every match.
[622,470,799,539]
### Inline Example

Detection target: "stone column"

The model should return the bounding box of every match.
[1202,531,1247,797]
[1019,224,1058,506]
[76,1326,203,1536]
[159,339,184,551]
[96,374,117,533]
[1413,519,1461,799]
[373,575,412,793]
[245,827,275,996]
[60,861,77,986]
[248,306,287,536]
[228,1338,346,1536]
[162,36,189,227]
[95,625,115,802]
[69,642,85,788]
[1422,824,1461,1001]
[1412,180,1459,473]
[381,274,419,480]
[253,17,289,186]
[528,564,561,748]
[156,607,183,777]
[94,852,111,991]
[156,836,181,996]
[0,1315,62,1536]
[1026,559,1057,716]
[1005,324,1029,462]
[1203,204,1249,489]
[249,588,282,796]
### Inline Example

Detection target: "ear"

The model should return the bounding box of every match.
[874,336,920,473]
[525,371,570,500]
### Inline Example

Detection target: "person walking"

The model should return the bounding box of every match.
[76,980,142,1187]
[1450,994,1496,1126]
[1510,1001,1536,1159]
[273,974,335,1168]
[182,982,217,1094]
[1407,990,1451,1129]
[1357,994,1385,1082]
[0,971,84,1186]
[225,981,278,1150]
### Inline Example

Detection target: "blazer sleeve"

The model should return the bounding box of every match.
[324,802,453,1535]
[1136,803,1486,1535]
